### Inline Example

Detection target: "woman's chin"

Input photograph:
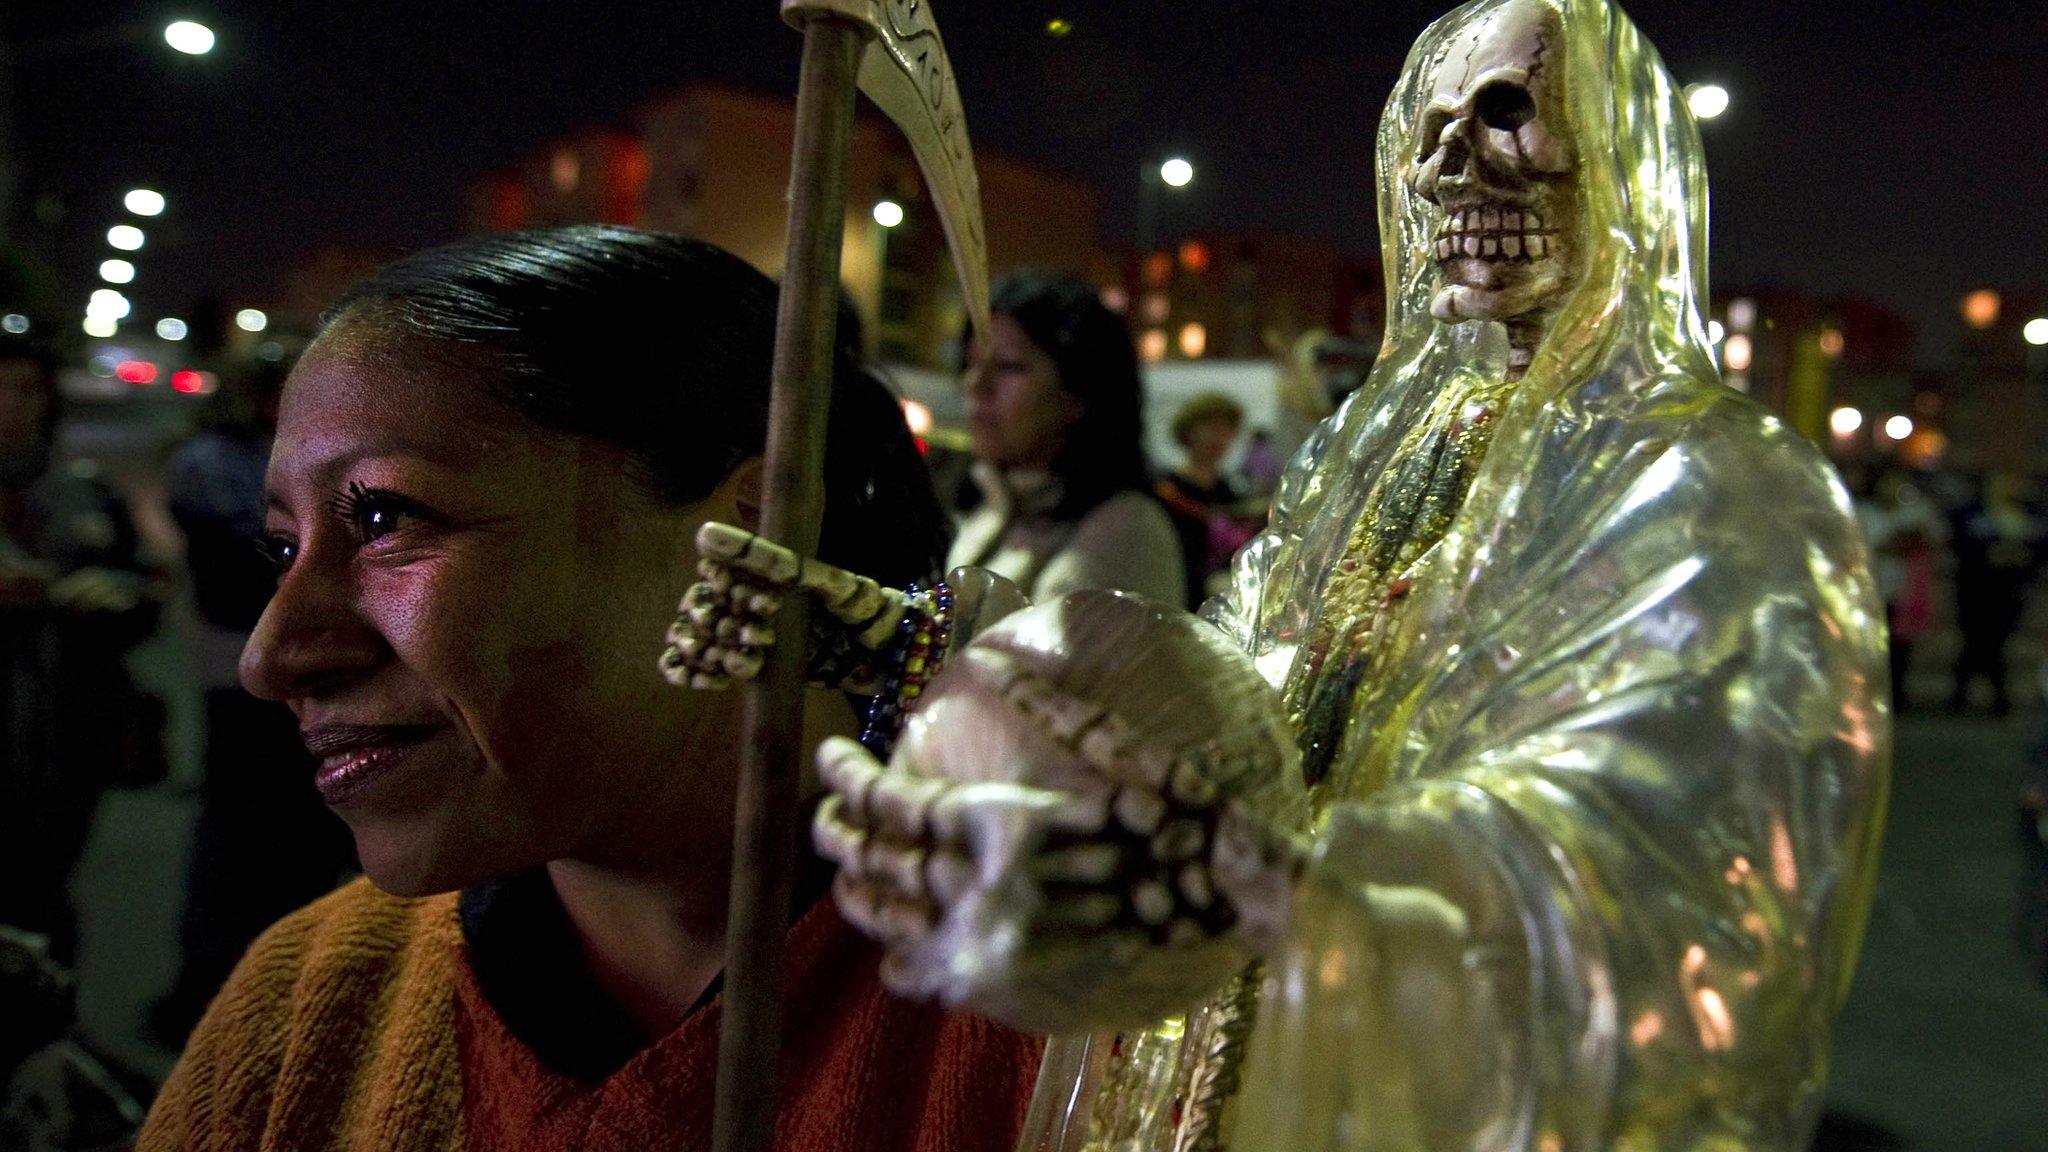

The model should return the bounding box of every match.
[350,820,510,898]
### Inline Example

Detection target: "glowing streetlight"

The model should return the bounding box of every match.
[2,314,29,335]
[88,289,132,320]
[872,199,905,229]
[100,259,136,284]
[157,317,189,341]
[1883,415,1914,441]
[1829,407,1863,438]
[107,224,145,251]
[1686,84,1730,121]
[1706,320,1726,344]
[84,317,119,338]
[236,308,269,333]
[1723,333,1753,373]
[124,188,167,217]
[1159,157,1195,188]
[164,21,217,56]
[2024,318,2048,347]
[1961,289,2000,330]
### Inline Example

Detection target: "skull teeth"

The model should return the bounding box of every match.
[1434,204,1554,263]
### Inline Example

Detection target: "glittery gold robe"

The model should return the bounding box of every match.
[1016,1,1888,1148]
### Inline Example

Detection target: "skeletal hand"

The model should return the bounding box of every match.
[660,522,907,691]
[812,591,1307,1034]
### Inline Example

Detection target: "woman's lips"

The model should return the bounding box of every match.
[300,724,438,807]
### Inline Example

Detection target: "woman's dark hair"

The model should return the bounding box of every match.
[986,270,1151,519]
[325,225,948,587]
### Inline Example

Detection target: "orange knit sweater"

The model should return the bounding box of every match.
[139,878,1042,1152]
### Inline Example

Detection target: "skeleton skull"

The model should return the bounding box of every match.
[1411,0,1581,330]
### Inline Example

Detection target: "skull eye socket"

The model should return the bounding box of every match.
[1474,81,1536,131]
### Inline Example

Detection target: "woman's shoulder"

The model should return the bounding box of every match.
[1076,488,1178,542]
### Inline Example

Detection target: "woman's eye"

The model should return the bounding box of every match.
[257,532,298,574]
[330,482,430,548]
[354,499,406,542]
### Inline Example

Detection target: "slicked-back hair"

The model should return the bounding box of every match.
[326,225,948,588]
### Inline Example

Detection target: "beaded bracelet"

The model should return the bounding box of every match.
[856,580,955,759]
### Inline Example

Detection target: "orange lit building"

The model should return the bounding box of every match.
[1115,233,1381,365]
[1946,288,2045,475]
[466,83,1103,370]
[1705,287,1925,461]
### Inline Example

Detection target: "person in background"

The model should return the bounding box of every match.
[1154,392,1260,611]
[949,271,1182,605]
[151,355,357,1045]
[0,334,157,965]
[1950,472,2043,716]
[1238,427,1282,499]
[1855,466,1945,713]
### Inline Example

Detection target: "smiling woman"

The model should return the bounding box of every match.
[137,226,1042,1152]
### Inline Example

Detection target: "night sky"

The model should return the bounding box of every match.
[8,1,2044,362]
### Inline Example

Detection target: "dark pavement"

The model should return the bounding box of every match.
[1824,715,2048,1151]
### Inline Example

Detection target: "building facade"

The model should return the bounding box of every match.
[466,83,1104,371]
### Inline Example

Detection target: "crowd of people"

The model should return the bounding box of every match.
[0,234,2038,1147]
[1852,464,2047,716]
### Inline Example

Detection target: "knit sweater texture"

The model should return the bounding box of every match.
[139,877,1042,1152]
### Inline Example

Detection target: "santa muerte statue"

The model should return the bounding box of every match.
[680,0,1889,1147]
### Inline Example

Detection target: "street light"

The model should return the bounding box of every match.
[872,199,904,229]
[163,21,216,56]
[107,224,145,251]
[1139,155,1197,261]
[1829,407,1863,438]
[89,289,132,320]
[1685,84,1730,121]
[124,188,166,216]
[236,308,269,333]
[2025,318,2048,347]
[1,20,218,241]
[99,259,136,284]
[156,317,189,341]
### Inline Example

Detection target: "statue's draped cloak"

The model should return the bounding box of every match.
[1018,0,1888,1148]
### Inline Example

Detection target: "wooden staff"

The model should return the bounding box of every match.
[714,3,989,1148]
[713,18,865,1152]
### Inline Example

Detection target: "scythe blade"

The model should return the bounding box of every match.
[783,0,991,336]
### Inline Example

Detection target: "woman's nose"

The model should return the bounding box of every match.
[239,557,385,703]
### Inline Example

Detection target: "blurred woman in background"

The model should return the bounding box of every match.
[949,271,1181,605]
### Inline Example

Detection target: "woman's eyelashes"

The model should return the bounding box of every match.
[327,481,436,547]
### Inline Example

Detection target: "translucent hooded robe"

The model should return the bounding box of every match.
[1016,1,1888,1148]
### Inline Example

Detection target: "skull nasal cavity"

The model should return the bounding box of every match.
[1475,81,1536,131]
